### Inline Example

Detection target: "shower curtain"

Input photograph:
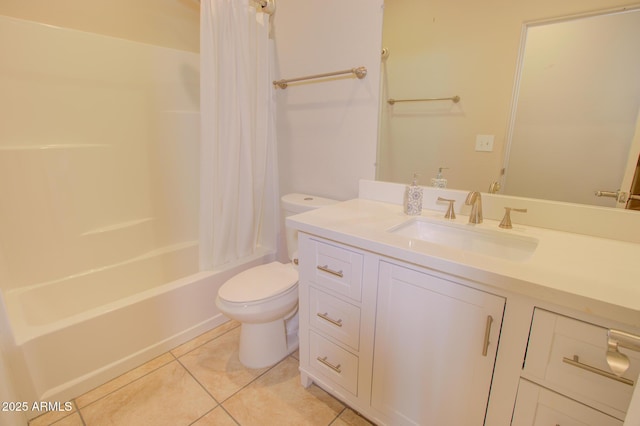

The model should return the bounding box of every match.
[200,0,278,268]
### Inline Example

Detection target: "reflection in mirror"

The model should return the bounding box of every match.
[376,1,640,211]
[502,9,640,209]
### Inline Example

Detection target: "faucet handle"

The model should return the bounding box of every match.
[437,197,456,219]
[499,207,527,229]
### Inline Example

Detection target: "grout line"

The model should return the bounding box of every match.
[186,406,216,426]
[74,400,87,426]
[328,407,347,425]
[182,352,281,407]
[174,323,282,406]
[210,358,287,425]
[176,357,221,405]
[52,323,317,426]
[186,404,242,426]
[218,405,242,426]
[74,323,237,416]
[176,324,247,424]
[171,321,241,358]
[74,355,175,412]
[168,321,240,359]
[29,400,85,426]
[214,352,294,405]
[180,351,303,425]
[177,353,280,426]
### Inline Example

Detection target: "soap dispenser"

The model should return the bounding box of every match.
[404,173,423,215]
[431,167,448,189]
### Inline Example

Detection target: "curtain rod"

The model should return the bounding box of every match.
[193,0,268,4]
[194,0,275,14]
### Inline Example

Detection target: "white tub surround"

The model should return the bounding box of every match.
[4,249,272,418]
[287,181,640,426]
[0,15,217,418]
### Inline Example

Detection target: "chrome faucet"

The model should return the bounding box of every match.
[465,191,483,224]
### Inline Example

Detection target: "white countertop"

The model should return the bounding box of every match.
[287,198,640,328]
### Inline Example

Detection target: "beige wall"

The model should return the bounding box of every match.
[0,0,379,202]
[378,0,639,192]
[274,0,384,201]
[0,0,199,52]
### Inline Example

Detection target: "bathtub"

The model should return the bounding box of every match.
[3,242,272,410]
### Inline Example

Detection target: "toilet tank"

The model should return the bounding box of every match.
[281,193,338,261]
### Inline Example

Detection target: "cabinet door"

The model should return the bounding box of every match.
[512,379,623,426]
[524,309,639,418]
[371,261,505,426]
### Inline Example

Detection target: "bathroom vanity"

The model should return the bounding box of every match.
[287,182,640,426]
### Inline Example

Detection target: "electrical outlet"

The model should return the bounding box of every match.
[475,135,494,152]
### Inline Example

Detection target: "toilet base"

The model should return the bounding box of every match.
[238,313,298,369]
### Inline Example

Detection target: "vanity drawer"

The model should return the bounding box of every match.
[309,330,358,395]
[512,379,623,426]
[524,309,640,417]
[311,239,363,301]
[309,287,361,351]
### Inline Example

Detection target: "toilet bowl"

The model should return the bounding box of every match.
[215,193,337,369]
[216,261,299,368]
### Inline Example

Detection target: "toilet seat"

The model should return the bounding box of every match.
[218,261,298,304]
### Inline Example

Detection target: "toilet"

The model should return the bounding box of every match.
[215,193,337,369]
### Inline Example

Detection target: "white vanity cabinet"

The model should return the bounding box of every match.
[297,234,379,416]
[297,232,506,425]
[370,260,505,426]
[512,379,623,426]
[512,308,640,425]
[289,195,640,426]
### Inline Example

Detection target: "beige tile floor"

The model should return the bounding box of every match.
[29,320,373,426]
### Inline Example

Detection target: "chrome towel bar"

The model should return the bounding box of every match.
[563,355,634,386]
[273,66,367,89]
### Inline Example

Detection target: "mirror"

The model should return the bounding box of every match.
[377,1,640,209]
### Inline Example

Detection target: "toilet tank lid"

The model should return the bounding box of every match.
[219,262,298,303]
[281,193,338,213]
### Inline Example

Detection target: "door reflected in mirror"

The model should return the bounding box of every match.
[502,9,640,208]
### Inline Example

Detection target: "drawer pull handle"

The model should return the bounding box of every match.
[482,315,493,356]
[562,355,634,386]
[317,312,343,327]
[317,265,344,278]
[317,356,342,373]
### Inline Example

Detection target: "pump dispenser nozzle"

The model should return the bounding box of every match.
[431,167,448,188]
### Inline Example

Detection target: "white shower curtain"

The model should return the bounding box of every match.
[199,0,278,268]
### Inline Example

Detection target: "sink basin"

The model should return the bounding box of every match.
[388,217,538,261]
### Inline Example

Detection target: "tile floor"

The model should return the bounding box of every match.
[29,321,373,426]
